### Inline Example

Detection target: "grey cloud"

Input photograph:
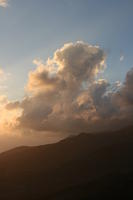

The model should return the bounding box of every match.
[113,68,133,119]
[6,101,20,110]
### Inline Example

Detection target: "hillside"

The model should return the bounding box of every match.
[0,127,133,199]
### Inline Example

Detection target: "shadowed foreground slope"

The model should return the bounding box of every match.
[0,127,133,199]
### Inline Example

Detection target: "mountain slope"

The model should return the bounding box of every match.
[0,127,133,199]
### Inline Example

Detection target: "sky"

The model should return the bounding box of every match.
[0,0,133,99]
[0,0,133,152]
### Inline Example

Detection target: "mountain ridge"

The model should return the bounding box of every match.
[0,126,133,199]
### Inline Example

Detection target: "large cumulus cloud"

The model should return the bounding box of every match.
[5,41,133,134]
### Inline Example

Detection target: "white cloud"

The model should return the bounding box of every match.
[120,55,124,62]
[0,0,8,7]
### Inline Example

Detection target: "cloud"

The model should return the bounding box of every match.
[3,41,133,137]
[114,68,133,115]
[0,68,6,79]
[27,42,105,93]
[0,68,10,92]
[120,55,124,62]
[16,42,106,132]
[6,101,20,110]
[0,0,8,7]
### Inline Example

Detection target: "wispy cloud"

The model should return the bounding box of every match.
[0,68,11,81]
[120,55,124,62]
[0,0,8,8]
[0,68,11,92]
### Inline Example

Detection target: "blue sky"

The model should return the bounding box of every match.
[0,0,133,100]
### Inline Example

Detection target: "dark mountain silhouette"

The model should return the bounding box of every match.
[0,126,133,199]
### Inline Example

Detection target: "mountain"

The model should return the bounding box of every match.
[0,127,133,199]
